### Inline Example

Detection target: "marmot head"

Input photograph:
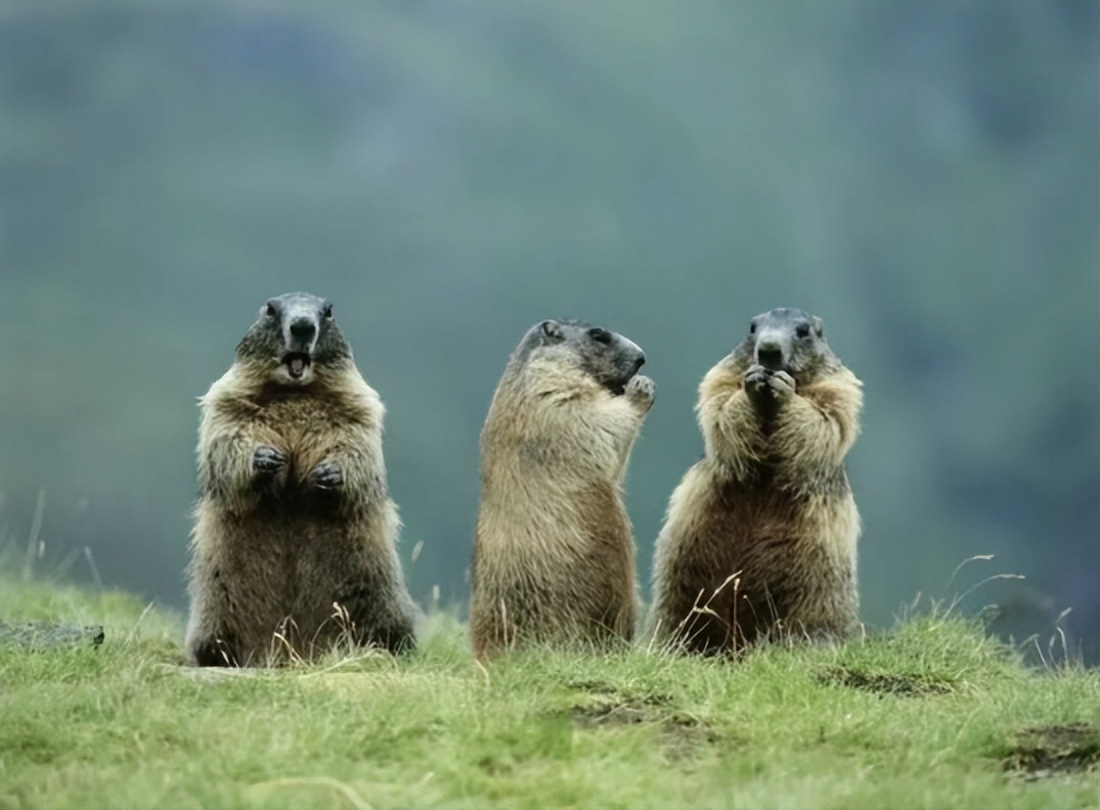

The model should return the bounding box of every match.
[515,319,645,395]
[235,292,351,386]
[734,308,838,382]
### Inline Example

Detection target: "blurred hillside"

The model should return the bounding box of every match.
[0,2,1096,661]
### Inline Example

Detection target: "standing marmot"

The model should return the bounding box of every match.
[185,293,416,666]
[650,308,862,654]
[470,319,655,659]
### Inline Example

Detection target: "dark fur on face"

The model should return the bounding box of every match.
[515,319,646,395]
[235,292,352,385]
[732,307,838,382]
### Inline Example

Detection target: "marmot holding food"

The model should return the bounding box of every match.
[470,319,655,659]
[185,292,416,666]
[650,307,862,654]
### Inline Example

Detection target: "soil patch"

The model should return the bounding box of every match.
[568,695,720,768]
[0,621,104,650]
[1003,723,1098,780]
[571,700,650,728]
[566,679,677,727]
[658,720,723,766]
[818,666,954,696]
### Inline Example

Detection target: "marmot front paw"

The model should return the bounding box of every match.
[308,461,344,491]
[252,445,287,475]
[626,374,656,409]
[744,365,795,404]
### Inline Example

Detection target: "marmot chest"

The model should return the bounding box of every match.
[245,391,362,453]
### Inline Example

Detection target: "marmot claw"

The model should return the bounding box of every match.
[626,374,656,406]
[309,461,344,490]
[252,445,286,474]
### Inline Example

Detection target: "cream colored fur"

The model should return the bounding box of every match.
[651,344,863,654]
[471,341,653,659]
[186,356,415,665]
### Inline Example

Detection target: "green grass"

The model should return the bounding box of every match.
[0,571,1096,810]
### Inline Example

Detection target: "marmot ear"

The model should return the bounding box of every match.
[813,316,824,338]
[541,320,565,343]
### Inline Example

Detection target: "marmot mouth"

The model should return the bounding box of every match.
[283,352,312,379]
[605,358,644,396]
[605,372,637,397]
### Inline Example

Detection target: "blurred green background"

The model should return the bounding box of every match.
[1,2,1096,662]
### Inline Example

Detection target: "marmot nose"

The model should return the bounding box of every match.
[289,317,317,342]
[756,341,784,370]
[632,353,646,374]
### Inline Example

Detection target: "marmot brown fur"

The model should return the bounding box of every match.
[185,292,416,666]
[470,319,655,659]
[650,308,862,654]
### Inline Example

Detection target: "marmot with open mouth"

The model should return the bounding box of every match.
[185,292,417,666]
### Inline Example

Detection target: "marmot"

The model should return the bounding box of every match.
[650,307,862,654]
[185,292,416,666]
[470,319,655,659]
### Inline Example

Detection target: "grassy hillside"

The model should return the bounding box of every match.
[3,2,1098,662]
[0,570,1096,810]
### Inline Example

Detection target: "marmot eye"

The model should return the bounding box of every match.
[265,303,277,318]
[795,323,811,339]
[748,322,756,335]
[322,304,333,319]
[588,328,612,345]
